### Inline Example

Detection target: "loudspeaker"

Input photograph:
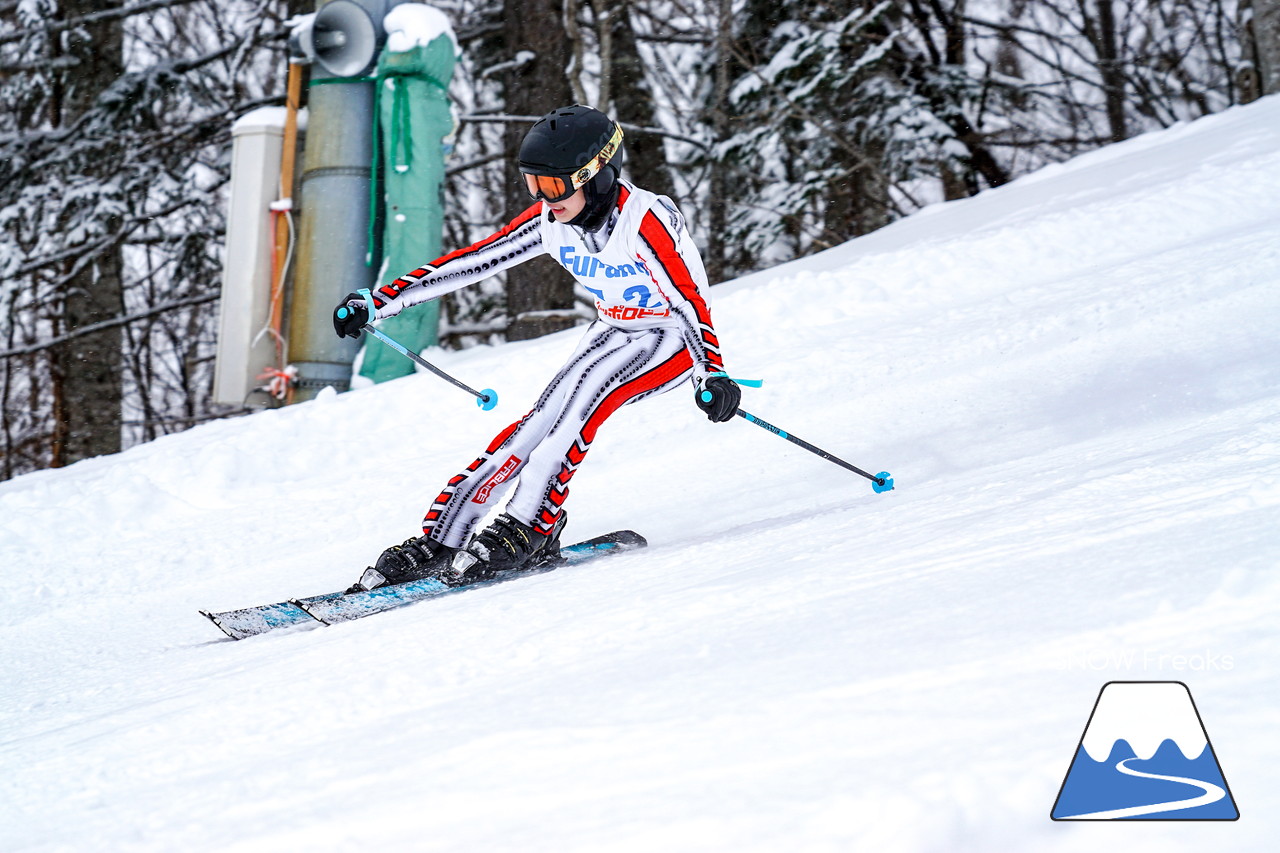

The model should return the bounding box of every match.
[297,0,381,78]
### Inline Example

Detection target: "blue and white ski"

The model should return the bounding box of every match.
[201,530,646,640]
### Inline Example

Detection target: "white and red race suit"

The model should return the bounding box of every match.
[365,181,727,546]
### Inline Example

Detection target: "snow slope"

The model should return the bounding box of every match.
[3,96,1279,852]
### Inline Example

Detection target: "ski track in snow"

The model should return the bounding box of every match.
[3,98,1280,852]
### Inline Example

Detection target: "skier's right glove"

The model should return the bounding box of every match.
[332,292,370,338]
[695,374,741,423]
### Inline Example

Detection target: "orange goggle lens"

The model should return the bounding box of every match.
[523,173,575,203]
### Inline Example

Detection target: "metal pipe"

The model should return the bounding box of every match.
[287,71,375,401]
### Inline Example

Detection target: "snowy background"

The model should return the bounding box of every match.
[2,95,1278,851]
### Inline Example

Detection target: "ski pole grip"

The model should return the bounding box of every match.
[702,372,763,403]
[337,290,374,323]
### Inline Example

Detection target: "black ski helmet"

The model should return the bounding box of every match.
[518,104,624,184]
[519,105,624,230]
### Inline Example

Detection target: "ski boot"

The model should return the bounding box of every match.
[347,534,457,593]
[445,512,568,585]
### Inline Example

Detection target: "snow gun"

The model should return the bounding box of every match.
[703,375,893,493]
[337,289,499,411]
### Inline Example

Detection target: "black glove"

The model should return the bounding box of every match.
[332,292,370,338]
[695,374,740,423]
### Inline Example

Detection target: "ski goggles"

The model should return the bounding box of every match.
[522,123,625,204]
[522,172,578,204]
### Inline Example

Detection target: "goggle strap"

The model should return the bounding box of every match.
[569,123,624,192]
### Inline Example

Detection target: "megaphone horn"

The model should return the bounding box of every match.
[307,0,380,78]
[313,29,349,51]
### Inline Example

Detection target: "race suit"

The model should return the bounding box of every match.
[366,181,726,545]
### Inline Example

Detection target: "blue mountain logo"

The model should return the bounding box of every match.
[1051,681,1238,820]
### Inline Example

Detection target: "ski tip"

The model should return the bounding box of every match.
[600,530,646,548]
[200,610,239,640]
[872,472,894,493]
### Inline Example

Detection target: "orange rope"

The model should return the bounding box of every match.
[258,62,304,406]
[256,366,298,402]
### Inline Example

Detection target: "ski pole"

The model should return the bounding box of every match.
[733,407,894,493]
[337,291,498,410]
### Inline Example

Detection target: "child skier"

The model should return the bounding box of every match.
[332,105,739,591]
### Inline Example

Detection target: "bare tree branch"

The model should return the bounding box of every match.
[457,112,710,150]
[0,292,219,360]
[0,0,206,46]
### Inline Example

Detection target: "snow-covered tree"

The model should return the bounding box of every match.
[1,0,292,477]
[0,0,1261,480]
[711,1,1012,274]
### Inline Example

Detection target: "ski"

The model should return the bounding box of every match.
[200,593,339,641]
[201,530,645,640]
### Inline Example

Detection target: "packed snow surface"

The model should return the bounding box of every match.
[4,97,1279,851]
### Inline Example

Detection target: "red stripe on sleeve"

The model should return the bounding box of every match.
[638,212,713,329]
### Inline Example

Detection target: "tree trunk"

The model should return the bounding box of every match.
[49,0,126,466]
[610,1,677,201]
[1246,0,1280,97]
[703,0,734,285]
[502,0,577,342]
[1090,0,1128,142]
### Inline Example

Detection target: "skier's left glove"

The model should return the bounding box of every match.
[333,292,370,338]
[695,374,740,423]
